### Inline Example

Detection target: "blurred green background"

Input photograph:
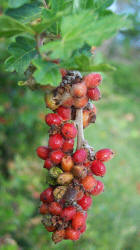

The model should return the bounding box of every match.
[0,0,140,249]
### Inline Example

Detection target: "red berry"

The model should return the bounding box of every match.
[48,201,62,215]
[62,139,74,153]
[78,195,92,210]
[44,158,53,169]
[90,180,104,196]
[73,149,87,164]
[95,148,115,162]
[72,212,86,230]
[40,187,54,203]
[71,82,87,98]
[50,150,64,164]
[36,146,49,160]
[40,203,49,214]
[91,160,106,176]
[57,106,71,121]
[61,206,76,221]
[87,87,101,101]
[84,73,102,88]
[45,113,62,126]
[45,226,56,232]
[65,228,80,241]
[48,134,64,150]
[81,175,97,191]
[73,96,88,108]
[60,68,67,77]
[61,123,77,139]
[80,224,86,234]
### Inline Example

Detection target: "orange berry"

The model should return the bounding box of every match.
[61,155,74,172]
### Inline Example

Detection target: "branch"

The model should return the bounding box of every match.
[75,109,85,150]
[42,0,48,8]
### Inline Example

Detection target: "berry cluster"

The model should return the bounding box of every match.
[36,71,115,243]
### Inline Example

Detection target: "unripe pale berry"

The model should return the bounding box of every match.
[36,146,49,160]
[45,113,62,126]
[73,148,87,164]
[87,87,101,101]
[48,134,64,150]
[57,106,71,121]
[50,150,64,164]
[61,123,77,139]
[57,172,73,185]
[61,155,74,172]
[45,92,59,110]
[61,206,76,221]
[90,180,104,196]
[95,148,115,162]
[40,187,54,203]
[78,195,92,210]
[73,96,88,109]
[81,175,97,191]
[48,201,62,215]
[72,212,86,230]
[84,73,102,88]
[91,160,106,176]
[71,82,87,98]
[62,139,74,153]
[65,228,80,241]
[72,165,87,179]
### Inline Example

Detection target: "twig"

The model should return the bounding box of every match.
[75,109,85,150]
[42,0,48,8]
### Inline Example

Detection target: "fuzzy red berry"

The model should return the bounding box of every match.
[61,123,77,139]
[45,113,62,126]
[36,146,49,160]
[91,160,106,176]
[95,148,115,162]
[72,212,86,230]
[50,150,64,164]
[80,224,86,234]
[81,175,97,191]
[87,87,101,101]
[48,134,64,150]
[84,73,102,88]
[57,106,71,121]
[62,139,74,153]
[40,203,49,214]
[71,82,87,98]
[40,187,54,203]
[77,195,92,210]
[48,201,62,215]
[61,206,76,221]
[60,68,67,77]
[44,158,53,170]
[65,228,80,241]
[73,148,87,164]
[90,180,104,196]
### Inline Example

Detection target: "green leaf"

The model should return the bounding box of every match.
[8,0,29,8]
[93,0,114,10]
[6,3,42,24]
[5,36,37,74]
[32,57,61,86]
[0,15,34,37]
[41,11,128,60]
[61,54,116,72]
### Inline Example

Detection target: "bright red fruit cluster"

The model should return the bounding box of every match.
[36,70,115,243]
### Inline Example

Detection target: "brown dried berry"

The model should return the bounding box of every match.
[53,186,68,200]
[52,229,65,244]
[57,173,73,185]
[72,165,87,179]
